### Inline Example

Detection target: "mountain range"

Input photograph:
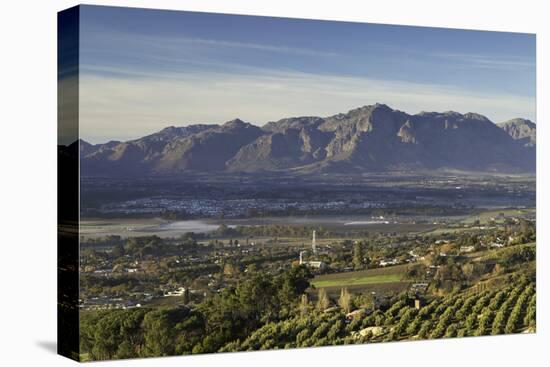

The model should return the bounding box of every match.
[76,103,536,176]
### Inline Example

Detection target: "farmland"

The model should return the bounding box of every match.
[76,174,536,360]
[311,265,408,288]
[313,273,404,288]
[224,276,536,352]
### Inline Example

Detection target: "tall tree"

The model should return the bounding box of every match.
[317,288,330,311]
[299,294,310,316]
[353,242,364,270]
[338,287,352,313]
[183,288,190,304]
[278,265,313,305]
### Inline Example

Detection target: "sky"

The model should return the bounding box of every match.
[71,5,536,144]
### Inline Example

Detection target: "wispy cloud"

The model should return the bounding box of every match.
[81,26,339,65]
[167,36,339,57]
[431,52,535,69]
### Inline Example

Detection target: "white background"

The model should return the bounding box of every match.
[0,0,547,366]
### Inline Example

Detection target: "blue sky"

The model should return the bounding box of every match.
[75,5,536,143]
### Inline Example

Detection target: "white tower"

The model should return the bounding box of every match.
[312,230,317,256]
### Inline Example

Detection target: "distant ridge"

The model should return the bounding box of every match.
[497,118,536,147]
[78,103,536,176]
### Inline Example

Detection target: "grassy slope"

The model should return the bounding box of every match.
[311,264,409,289]
[312,274,403,287]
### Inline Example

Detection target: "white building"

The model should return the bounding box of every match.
[379,258,399,267]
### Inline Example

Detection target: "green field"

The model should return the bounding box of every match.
[312,273,403,287]
[326,282,410,297]
[311,264,408,289]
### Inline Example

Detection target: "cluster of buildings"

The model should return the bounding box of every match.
[96,197,388,218]
[80,295,150,311]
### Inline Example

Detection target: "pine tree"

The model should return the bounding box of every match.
[352,242,364,270]
[183,288,190,304]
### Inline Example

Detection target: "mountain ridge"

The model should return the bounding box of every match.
[497,118,536,147]
[78,103,536,176]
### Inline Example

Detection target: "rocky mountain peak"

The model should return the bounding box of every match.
[498,118,536,147]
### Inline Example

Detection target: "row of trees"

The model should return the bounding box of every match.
[221,275,536,351]
[214,224,333,239]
